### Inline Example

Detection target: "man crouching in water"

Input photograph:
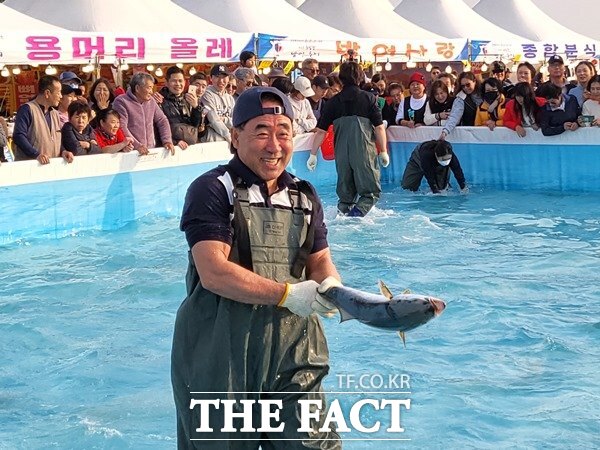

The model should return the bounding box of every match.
[171,86,343,449]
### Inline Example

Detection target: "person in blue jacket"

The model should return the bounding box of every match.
[401,140,468,194]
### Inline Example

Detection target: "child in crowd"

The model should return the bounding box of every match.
[60,101,100,163]
[538,83,580,136]
[504,82,546,137]
[424,80,454,126]
[474,78,506,130]
[581,75,600,125]
[93,109,134,153]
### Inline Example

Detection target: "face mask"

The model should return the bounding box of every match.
[484,92,499,104]
[438,158,451,167]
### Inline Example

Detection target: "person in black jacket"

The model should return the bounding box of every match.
[158,66,203,147]
[537,83,580,136]
[401,140,468,194]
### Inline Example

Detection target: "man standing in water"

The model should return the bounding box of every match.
[307,61,389,217]
[171,87,342,448]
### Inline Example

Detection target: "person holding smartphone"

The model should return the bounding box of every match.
[157,66,203,147]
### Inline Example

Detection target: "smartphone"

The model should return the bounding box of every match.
[188,85,197,95]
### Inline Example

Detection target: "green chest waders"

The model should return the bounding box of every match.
[171,178,341,449]
[332,115,381,216]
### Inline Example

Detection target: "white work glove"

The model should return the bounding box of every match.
[379,152,390,168]
[316,276,341,316]
[279,280,334,317]
[306,154,318,171]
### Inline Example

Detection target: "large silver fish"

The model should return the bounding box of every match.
[319,280,446,345]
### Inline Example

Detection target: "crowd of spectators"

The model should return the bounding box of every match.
[2,52,599,166]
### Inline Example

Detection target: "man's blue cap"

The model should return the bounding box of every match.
[232,86,294,128]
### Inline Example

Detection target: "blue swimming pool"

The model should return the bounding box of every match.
[1,185,599,449]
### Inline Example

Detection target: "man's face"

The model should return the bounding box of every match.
[547,95,562,108]
[549,63,564,80]
[312,85,328,100]
[46,81,63,107]
[191,79,208,97]
[430,69,441,80]
[326,83,341,99]
[167,72,185,96]
[236,76,254,94]
[232,99,294,192]
[135,79,154,102]
[70,112,89,133]
[302,63,319,80]
[212,74,228,92]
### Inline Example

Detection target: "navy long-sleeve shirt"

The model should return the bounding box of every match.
[13,102,55,158]
[540,95,580,136]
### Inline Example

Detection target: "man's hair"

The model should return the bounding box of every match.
[38,75,60,94]
[537,82,562,100]
[434,140,452,157]
[240,50,256,64]
[129,72,154,93]
[301,58,318,69]
[189,72,207,84]
[271,77,294,95]
[431,65,441,72]
[233,67,255,82]
[339,61,363,87]
[166,66,185,81]
[67,100,92,118]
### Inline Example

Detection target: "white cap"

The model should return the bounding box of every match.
[293,76,315,98]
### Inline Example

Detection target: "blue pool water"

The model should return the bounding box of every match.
[1,186,599,449]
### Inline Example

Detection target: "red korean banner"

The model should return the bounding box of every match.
[0,32,255,65]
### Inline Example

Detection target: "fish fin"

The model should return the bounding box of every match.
[339,308,356,323]
[378,280,394,300]
[402,288,412,294]
[397,331,407,348]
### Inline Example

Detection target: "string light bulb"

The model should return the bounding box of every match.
[188,66,197,76]
[406,60,417,69]
[45,65,57,75]
[121,62,129,71]
[426,62,433,72]
[444,64,452,74]
[176,63,184,69]
[481,62,489,72]
[11,67,21,75]
[82,62,95,73]
[1,68,9,77]
[155,67,163,77]
[384,59,392,71]
[146,64,155,71]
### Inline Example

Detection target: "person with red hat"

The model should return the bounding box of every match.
[396,72,428,128]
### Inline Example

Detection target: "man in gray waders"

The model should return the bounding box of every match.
[172,86,342,449]
[307,61,389,217]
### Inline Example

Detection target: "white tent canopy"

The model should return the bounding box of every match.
[532,0,600,41]
[474,0,596,42]
[0,4,68,32]
[3,0,233,34]
[173,0,354,38]
[395,0,526,41]
[300,0,445,40]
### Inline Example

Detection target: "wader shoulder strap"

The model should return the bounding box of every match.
[230,177,254,272]
[290,180,316,279]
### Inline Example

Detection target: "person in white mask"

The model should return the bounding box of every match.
[401,139,468,194]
